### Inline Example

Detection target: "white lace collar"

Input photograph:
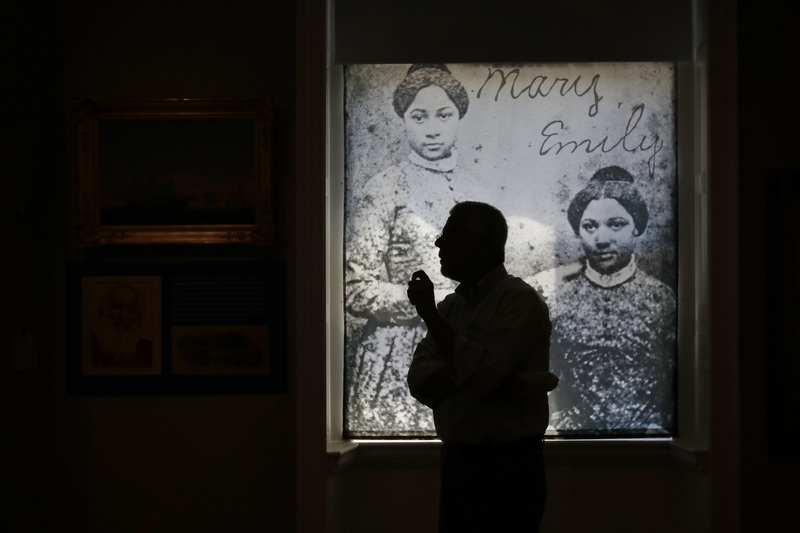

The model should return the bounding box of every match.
[408,148,458,173]
[584,255,637,288]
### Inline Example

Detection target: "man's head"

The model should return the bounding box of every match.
[435,201,507,284]
[99,284,143,334]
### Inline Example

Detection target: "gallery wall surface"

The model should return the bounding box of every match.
[334,0,692,63]
[42,1,298,531]
[737,0,800,529]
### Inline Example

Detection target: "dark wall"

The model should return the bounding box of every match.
[5,3,68,530]
[738,0,800,529]
[64,0,295,259]
[8,2,297,531]
[334,0,692,63]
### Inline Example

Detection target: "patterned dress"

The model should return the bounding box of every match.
[530,259,677,434]
[344,150,495,436]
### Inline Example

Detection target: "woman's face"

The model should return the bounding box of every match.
[578,198,638,274]
[403,85,460,161]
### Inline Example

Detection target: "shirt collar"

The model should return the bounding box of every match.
[455,264,507,301]
[584,255,637,288]
[408,148,458,173]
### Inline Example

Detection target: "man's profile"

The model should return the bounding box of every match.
[406,201,557,532]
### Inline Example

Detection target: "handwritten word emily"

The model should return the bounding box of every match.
[476,68,603,117]
[539,104,664,177]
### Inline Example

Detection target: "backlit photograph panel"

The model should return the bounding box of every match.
[344,63,677,438]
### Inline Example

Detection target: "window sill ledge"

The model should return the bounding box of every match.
[327,438,709,474]
[327,440,360,474]
[545,438,708,471]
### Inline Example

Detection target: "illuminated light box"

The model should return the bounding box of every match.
[343,63,677,438]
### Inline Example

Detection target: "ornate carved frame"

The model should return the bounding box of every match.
[75,98,273,245]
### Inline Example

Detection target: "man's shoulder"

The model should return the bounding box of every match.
[496,274,552,330]
[438,290,459,308]
[504,273,539,294]
[500,273,550,311]
[523,262,584,302]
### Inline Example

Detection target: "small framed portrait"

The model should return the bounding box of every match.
[68,261,287,395]
[74,98,274,245]
[81,276,162,376]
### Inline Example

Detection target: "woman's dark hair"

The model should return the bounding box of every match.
[392,64,469,119]
[449,201,508,264]
[567,166,649,236]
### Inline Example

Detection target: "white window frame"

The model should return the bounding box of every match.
[324,8,710,470]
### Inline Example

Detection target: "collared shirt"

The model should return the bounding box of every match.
[407,265,552,444]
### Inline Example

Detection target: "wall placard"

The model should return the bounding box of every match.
[68,261,286,395]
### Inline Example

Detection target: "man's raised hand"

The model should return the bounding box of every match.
[407,270,436,319]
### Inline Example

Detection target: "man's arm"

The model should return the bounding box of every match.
[504,371,560,397]
[420,365,559,404]
[406,270,461,406]
[408,269,556,403]
[417,366,458,408]
[407,336,457,409]
[407,270,456,367]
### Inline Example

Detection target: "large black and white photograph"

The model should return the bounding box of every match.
[344,63,677,438]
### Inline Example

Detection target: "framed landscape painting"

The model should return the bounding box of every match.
[74,98,274,245]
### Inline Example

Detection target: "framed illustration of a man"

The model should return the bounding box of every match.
[68,261,288,395]
[82,276,161,376]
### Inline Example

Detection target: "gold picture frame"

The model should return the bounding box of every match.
[75,98,273,245]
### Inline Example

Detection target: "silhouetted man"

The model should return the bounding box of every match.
[407,201,556,533]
